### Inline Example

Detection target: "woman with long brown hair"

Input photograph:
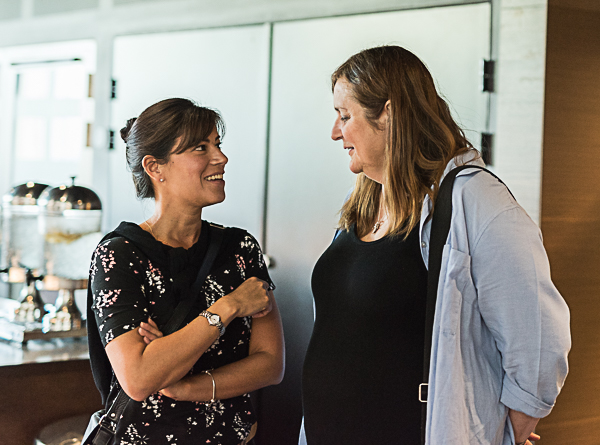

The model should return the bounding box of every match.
[302,46,570,444]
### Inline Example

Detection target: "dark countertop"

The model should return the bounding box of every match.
[0,337,89,367]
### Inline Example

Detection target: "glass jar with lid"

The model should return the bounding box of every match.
[38,177,102,282]
[1,182,50,285]
[38,177,103,331]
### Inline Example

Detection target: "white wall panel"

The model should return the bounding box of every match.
[110,25,270,235]
[494,0,547,223]
[267,3,490,293]
[0,40,96,194]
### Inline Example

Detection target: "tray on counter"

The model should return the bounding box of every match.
[0,297,87,344]
[0,318,87,344]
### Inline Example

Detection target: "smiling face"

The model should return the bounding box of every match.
[160,127,228,209]
[331,79,388,183]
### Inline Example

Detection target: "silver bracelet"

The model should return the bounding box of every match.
[203,370,216,403]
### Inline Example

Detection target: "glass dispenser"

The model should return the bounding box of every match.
[38,177,102,331]
[0,182,49,298]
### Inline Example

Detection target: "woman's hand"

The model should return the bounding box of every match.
[509,409,540,445]
[515,433,541,445]
[517,433,541,445]
[150,291,284,403]
[222,277,272,318]
[159,379,187,401]
[138,276,271,346]
[138,317,163,345]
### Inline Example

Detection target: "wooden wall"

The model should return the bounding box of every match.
[0,360,102,445]
[538,2,600,442]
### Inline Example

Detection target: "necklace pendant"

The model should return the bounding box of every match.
[372,221,381,234]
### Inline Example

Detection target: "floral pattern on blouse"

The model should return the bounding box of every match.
[90,226,274,445]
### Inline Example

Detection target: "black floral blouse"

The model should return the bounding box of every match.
[89,221,274,445]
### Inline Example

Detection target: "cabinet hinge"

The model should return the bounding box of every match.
[108,130,115,149]
[482,60,495,92]
[111,79,117,99]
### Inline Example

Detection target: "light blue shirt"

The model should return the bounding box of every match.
[419,153,571,444]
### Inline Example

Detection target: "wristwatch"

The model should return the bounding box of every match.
[200,310,225,337]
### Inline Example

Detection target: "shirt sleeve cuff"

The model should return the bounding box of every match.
[500,375,555,418]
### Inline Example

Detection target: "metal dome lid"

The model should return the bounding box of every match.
[2,182,50,206]
[38,177,102,212]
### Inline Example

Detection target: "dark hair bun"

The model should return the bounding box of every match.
[120,118,137,143]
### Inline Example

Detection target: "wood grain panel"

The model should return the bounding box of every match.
[0,360,102,445]
[539,3,600,443]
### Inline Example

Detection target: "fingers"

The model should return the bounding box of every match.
[139,323,162,338]
[159,387,175,400]
[254,286,272,316]
[251,308,270,318]
[240,276,268,290]
[251,291,273,318]
[521,432,541,445]
[224,277,272,318]
[138,325,160,342]
[138,317,164,344]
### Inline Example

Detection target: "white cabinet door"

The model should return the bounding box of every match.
[110,25,271,235]
[268,3,490,278]
[265,3,490,443]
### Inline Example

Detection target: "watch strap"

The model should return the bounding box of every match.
[200,310,225,337]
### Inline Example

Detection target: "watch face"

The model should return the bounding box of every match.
[208,314,220,324]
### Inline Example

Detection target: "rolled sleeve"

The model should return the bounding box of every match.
[238,232,276,292]
[501,374,554,418]
[90,238,149,346]
[471,206,571,418]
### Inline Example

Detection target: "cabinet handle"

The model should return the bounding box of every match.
[263,255,275,269]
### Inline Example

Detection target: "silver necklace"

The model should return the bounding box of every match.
[372,211,388,234]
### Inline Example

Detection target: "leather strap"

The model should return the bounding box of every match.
[162,223,224,336]
[421,165,512,444]
[95,223,225,441]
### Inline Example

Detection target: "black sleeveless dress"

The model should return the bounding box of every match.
[303,225,428,444]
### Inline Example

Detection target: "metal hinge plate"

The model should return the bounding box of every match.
[108,130,115,149]
[482,60,495,92]
[111,79,117,99]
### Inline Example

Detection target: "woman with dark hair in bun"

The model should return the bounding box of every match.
[87,98,284,445]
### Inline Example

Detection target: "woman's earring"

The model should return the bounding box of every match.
[159,178,164,182]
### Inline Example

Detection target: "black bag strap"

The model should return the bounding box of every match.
[162,223,225,335]
[420,165,512,444]
[94,223,225,439]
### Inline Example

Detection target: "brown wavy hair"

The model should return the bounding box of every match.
[332,46,474,238]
